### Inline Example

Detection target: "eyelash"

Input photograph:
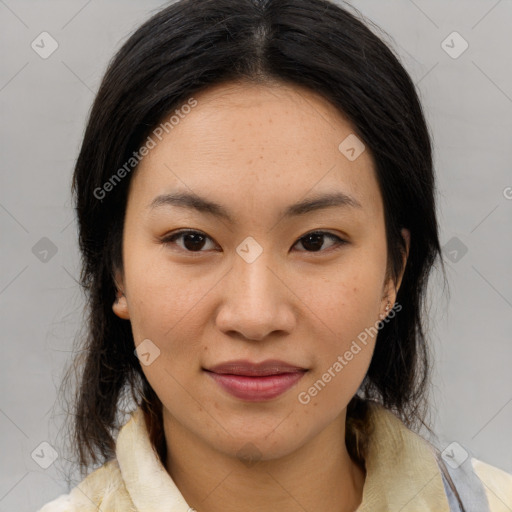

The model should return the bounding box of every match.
[160,229,347,255]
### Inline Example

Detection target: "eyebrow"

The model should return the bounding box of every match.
[148,190,363,223]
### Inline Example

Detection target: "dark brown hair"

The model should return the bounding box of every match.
[61,0,446,484]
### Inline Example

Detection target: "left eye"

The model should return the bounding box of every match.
[161,230,346,253]
[292,231,346,252]
[161,230,218,252]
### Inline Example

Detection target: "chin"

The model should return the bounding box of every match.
[219,436,304,465]
[206,418,315,464]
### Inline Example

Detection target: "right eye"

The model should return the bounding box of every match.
[160,229,219,253]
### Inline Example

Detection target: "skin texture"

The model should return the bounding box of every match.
[113,80,409,512]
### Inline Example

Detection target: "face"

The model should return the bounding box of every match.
[113,81,409,462]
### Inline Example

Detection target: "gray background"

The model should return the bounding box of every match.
[1,0,511,510]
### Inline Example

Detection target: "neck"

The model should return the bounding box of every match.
[163,411,366,512]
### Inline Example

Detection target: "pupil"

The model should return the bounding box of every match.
[303,234,323,252]
[184,233,205,251]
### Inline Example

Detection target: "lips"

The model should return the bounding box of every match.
[205,359,307,376]
[204,359,307,401]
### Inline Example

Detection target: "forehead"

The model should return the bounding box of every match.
[129,81,382,221]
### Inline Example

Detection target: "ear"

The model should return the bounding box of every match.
[112,269,130,320]
[381,228,410,312]
[396,228,410,291]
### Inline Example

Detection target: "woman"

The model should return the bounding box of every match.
[38,0,512,510]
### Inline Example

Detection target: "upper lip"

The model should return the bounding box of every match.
[205,359,307,377]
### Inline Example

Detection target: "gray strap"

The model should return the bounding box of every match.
[436,454,491,512]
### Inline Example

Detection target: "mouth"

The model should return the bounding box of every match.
[203,359,308,401]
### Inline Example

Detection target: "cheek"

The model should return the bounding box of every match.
[123,250,209,402]
[122,245,211,357]
[296,271,382,411]
[299,256,384,337]
[297,252,386,394]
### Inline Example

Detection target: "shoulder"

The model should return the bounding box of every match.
[36,459,136,512]
[471,457,512,510]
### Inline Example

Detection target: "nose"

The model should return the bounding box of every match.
[214,249,297,341]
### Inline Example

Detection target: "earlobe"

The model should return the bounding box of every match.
[112,270,130,320]
[112,290,130,320]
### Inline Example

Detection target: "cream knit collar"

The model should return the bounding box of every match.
[356,401,449,511]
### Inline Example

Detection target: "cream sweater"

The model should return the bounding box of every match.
[38,402,512,511]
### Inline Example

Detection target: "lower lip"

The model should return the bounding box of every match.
[206,371,306,401]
